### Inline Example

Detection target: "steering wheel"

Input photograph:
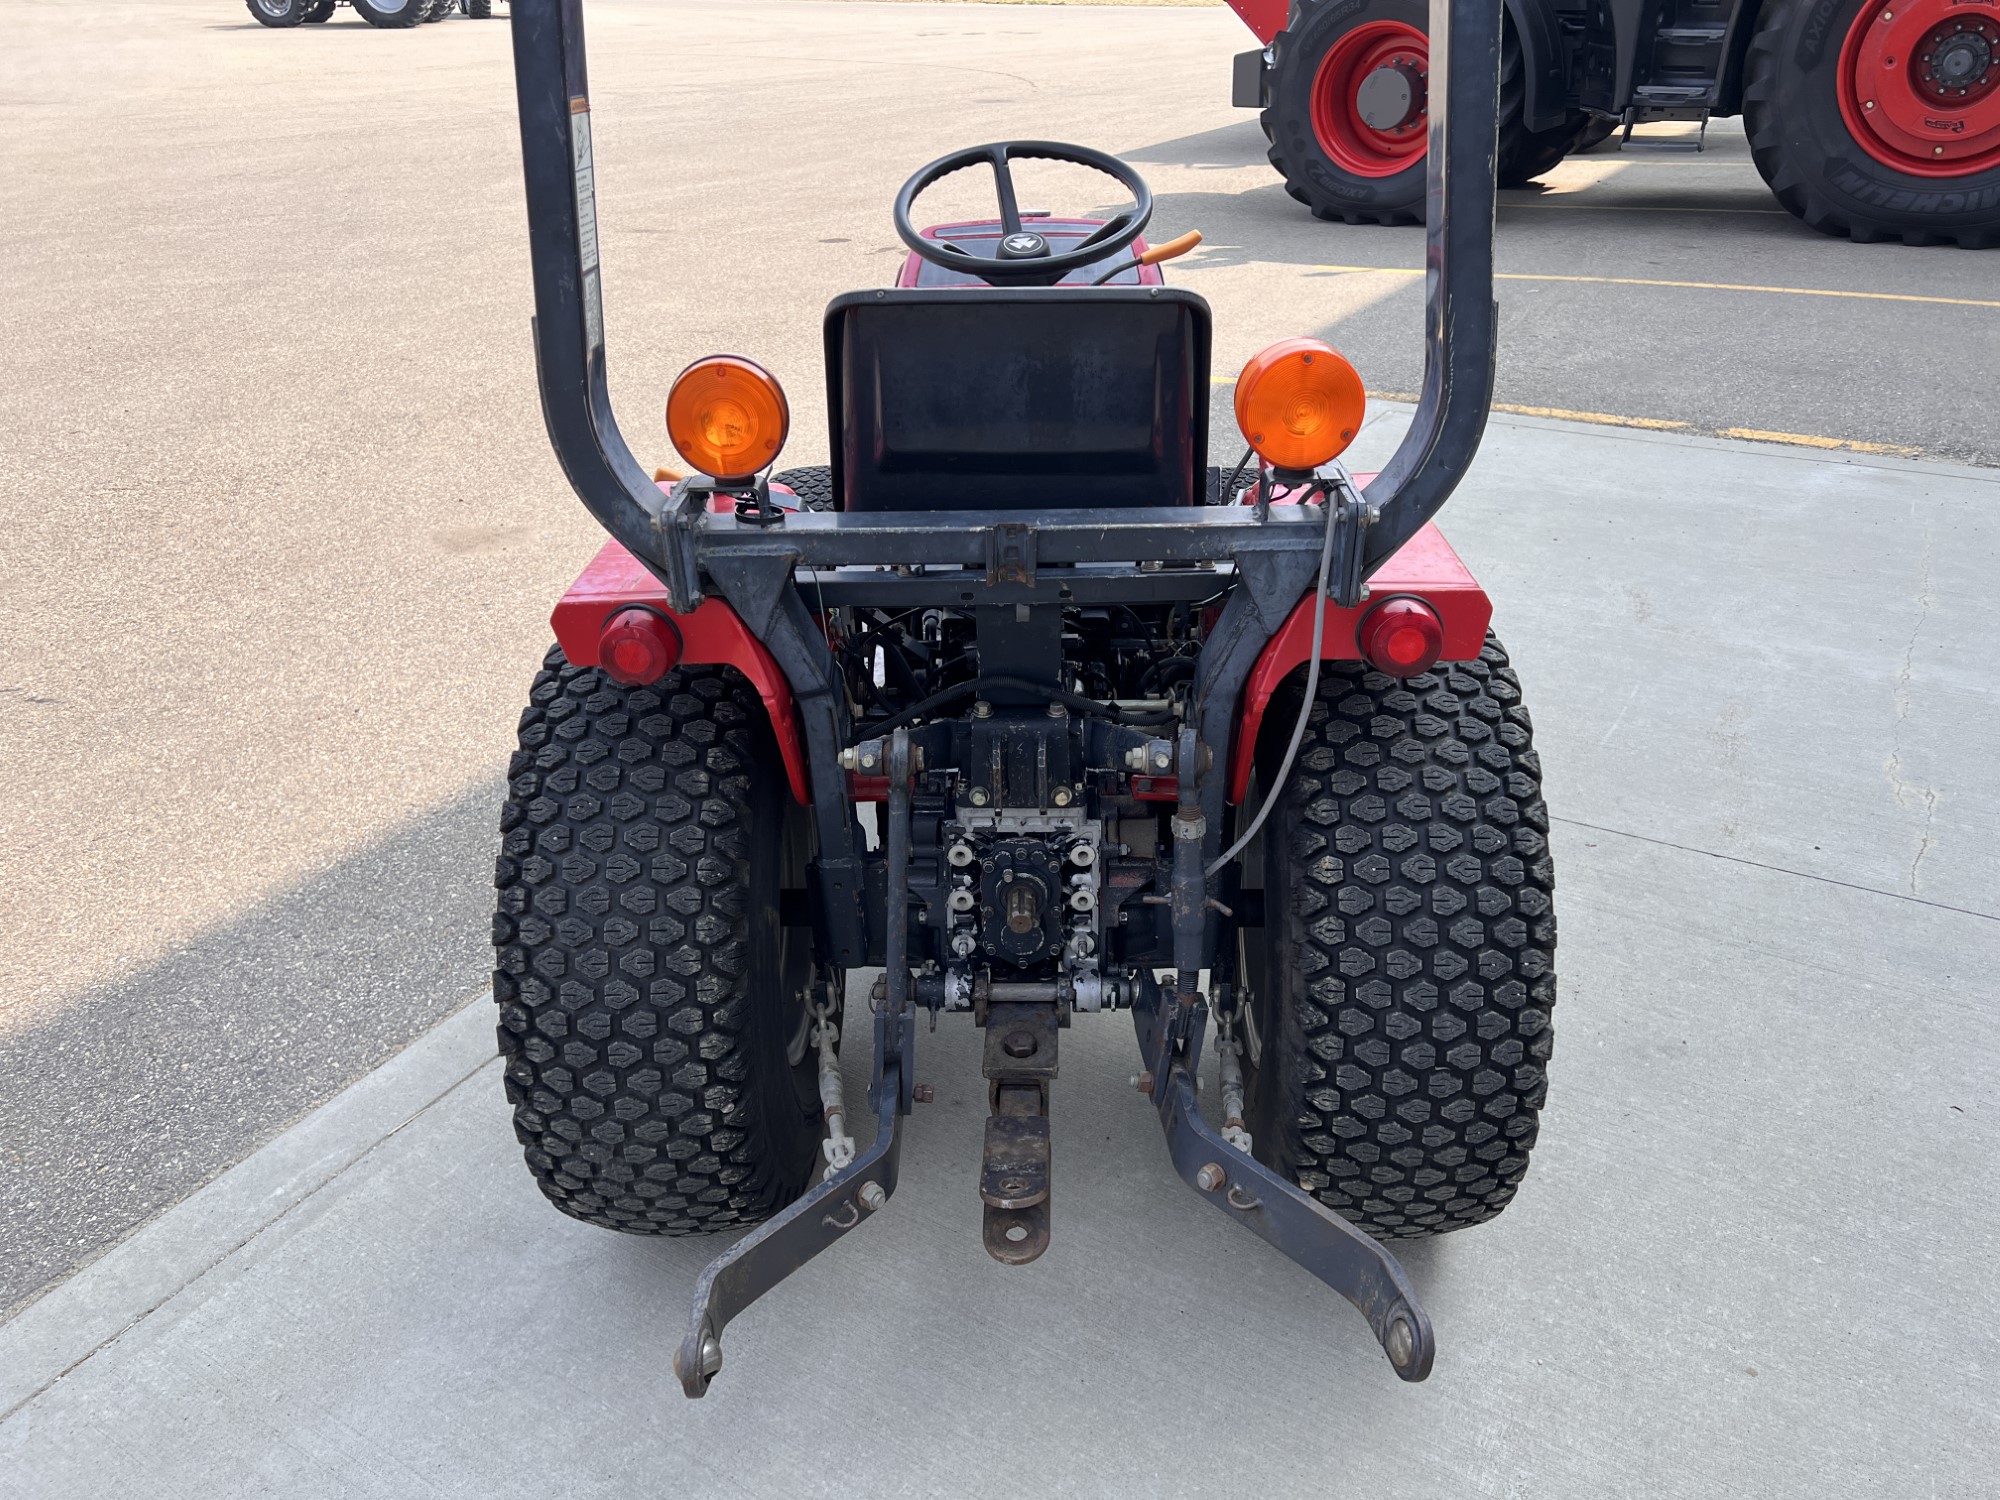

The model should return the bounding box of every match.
[892,141,1154,286]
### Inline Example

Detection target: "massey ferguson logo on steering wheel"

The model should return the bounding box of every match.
[1003,233,1045,253]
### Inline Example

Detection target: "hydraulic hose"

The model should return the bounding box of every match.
[1205,489,1339,878]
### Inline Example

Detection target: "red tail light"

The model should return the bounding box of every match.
[598,608,682,686]
[1358,597,1443,677]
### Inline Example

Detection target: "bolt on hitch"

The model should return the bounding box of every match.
[1132,971,1436,1382]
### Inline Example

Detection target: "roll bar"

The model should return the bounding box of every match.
[507,0,1498,582]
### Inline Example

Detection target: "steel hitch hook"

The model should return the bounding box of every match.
[1132,971,1436,1382]
[672,731,921,1399]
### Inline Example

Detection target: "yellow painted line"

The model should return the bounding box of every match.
[1717,427,1922,456]
[1214,379,1924,454]
[1369,392,1686,429]
[1505,201,1792,214]
[1496,401,1686,430]
[1311,264,2000,310]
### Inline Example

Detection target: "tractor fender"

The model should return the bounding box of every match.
[1505,0,1573,134]
[1227,521,1493,805]
[1713,0,1768,116]
[1223,0,1289,44]
[550,538,812,804]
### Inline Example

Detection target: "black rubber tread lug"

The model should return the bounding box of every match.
[492,647,819,1236]
[1249,634,1557,1241]
[770,466,837,512]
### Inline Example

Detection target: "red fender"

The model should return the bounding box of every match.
[1227,522,1493,804]
[1225,0,1288,44]
[550,539,812,804]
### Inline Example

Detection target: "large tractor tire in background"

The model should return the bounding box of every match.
[468,0,495,15]
[351,0,423,27]
[421,0,452,21]
[493,652,828,1235]
[1745,0,2000,247]
[1237,637,1558,1239]
[1263,0,1596,224]
[301,0,335,22]
[246,0,309,26]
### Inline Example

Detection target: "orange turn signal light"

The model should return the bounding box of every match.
[1234,338,1365,474]
[666,355,789,482]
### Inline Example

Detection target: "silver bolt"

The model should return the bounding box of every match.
[838,747,859,771]
[972,700,994,719]
[698,1333,723,1378]
[1935,145,1946,155]
[858,1181,887,1212]
[859,750,878,770]
[1195,1162,1226,1192]
[1865,99,1876,109]
[1152,747,1171,770]
[1385,1315,1415,1370]
[969,787,990,807]
[1052,787,1073,807]
[1047,701,1068,719]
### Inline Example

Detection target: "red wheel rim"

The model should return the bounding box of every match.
[1310,21,1429,178]
[1838,0,2000,177]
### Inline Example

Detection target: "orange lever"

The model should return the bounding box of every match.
[1138,230,1203,267]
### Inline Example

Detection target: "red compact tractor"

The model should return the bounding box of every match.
[1225,0,2000,245]
[501,0,1556,1396]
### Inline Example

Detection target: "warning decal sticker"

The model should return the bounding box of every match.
[571,103,604,354]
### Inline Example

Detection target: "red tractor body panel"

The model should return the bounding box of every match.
[1224,0,1287,44]
[1227,518,1492,804]
[551,539,812,804]
[552,509,1489,815]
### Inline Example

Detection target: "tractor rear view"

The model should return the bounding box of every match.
[1228,0,2000,246]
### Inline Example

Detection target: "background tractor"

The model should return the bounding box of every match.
[1226,0,2000,245]
[247,0,501,27]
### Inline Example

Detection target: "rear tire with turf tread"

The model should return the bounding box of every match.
[493,649,827,1236]
[1240,634,1557,1240]
[771,466,837,512]
[468,0,493,14]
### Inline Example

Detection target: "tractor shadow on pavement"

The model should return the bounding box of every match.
[0,778,505,1320]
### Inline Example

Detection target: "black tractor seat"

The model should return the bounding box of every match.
[822,287,1212,512]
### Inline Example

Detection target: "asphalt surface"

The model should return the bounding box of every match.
[0,0,1995,1315]
[1,413,1993,1498]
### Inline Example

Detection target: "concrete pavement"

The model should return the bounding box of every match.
[2,407,1994,1497]
[5,0,1998,1313]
